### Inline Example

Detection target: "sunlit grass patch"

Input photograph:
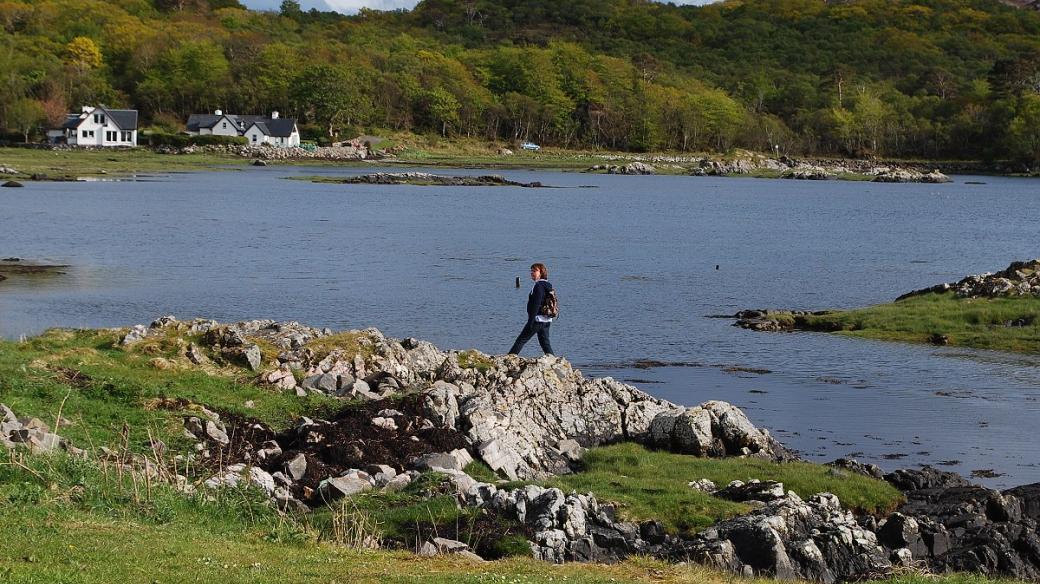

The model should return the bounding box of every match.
[546,443,902,534]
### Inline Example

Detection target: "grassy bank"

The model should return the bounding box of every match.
[0,147,248,179]
[0,452,761,584]
[782,292,1040,354]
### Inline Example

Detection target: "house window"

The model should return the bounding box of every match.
[106,131,117,141]
[82,130,88,138]
[251,134,257,143]
[94,113,106,125]
[122,131,132,142]
[222,122,227,129]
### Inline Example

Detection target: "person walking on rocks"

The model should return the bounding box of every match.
[508,262,556,356]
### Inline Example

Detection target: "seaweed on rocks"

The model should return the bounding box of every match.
[188,395,470,504]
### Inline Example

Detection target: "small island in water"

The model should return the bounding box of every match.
[291,172,553,188]
[734,259,1040,354]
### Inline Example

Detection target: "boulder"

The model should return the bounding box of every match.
[2,180,24,187]
[205,420,229,445]
[286,453,307,481]
[242,344,262,371]
[648,401,789,460]
[318,476,372,501]
[301,373,338,393]
[715,480,787,503]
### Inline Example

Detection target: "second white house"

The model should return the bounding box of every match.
[185,110,300,148]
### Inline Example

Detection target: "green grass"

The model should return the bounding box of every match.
[0,328,339,455]
[0,146,247,178]
[0,452,1011,584]
[545,443,903,534]
[0,452,778,584]
[796,292,1040,353]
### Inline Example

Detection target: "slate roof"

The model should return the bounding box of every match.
[186,113,296,137]
[186,114,247,132]
[245,118,297,138]
[61,107,138,130]
[106,109,138,130]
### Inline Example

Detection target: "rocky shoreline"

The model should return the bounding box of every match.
[6,315,1040,581]
[296,172,550,188]
[0,145,1002,184]
[585,151,953,183]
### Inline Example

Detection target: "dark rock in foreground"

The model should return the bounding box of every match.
[878,468,1040,581]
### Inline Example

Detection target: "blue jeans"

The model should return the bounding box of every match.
[509,321,553,355]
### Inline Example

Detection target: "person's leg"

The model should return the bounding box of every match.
[536,322,554,355]
[508,322,536,354]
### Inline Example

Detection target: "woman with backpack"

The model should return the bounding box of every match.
[508,262,556,356]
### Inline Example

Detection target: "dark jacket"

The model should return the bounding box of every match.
[526,280,553,324]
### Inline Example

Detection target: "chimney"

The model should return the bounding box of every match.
[215,109,223,116]
[271,111,279,119]
[82,106,92,113]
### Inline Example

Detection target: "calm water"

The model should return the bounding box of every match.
[2,166,1039,487]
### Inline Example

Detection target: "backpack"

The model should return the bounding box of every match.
[539,287,559,318]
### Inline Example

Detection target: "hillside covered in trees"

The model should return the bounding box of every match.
[1,0,1039,163]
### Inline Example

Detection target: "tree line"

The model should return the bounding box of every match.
[0,0,1038,165]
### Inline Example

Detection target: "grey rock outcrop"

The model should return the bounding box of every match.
[677,490,891,582]
[431,354,680,480]
[898,259,1040,301]
[127,317,785,483]
[648,401,791,460]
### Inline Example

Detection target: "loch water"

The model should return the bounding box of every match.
[2,165,1039,487]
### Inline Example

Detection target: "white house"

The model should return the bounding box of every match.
[185,110,246,137]
[186,110,300,148]
[58,106,138,147]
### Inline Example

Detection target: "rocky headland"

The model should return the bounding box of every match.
[734,260,1040,348]
[896,259,1040,301]
[6,315,1040,581]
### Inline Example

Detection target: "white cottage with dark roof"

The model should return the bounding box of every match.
[186,110,300,148]
[59,106,138,147]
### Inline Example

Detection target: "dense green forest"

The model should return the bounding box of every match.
[1,0,1039,163]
